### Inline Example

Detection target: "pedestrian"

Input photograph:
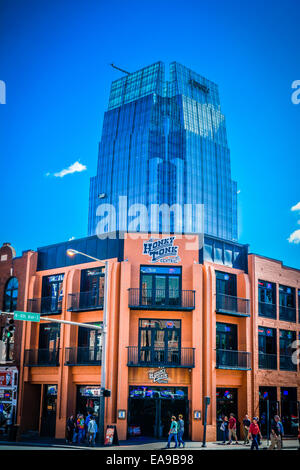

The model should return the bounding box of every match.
[220,416,229,444]
[74,414,85,444]
[268,415,283,450]
[177,414,185,448]
[85,412,92,442]
[66,415,75,444]
[165,416,178,449]
[72,414,79,443]
[227,413,239,445]
[87,416,98,447]
[298,426,300,451]
[248,417,262,450]
[242,414,251,444]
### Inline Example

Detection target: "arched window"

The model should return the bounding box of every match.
[4,277,18,312]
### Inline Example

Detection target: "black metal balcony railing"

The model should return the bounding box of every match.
[65,347,102,366]
[68,290,104,312]
[279,306,296,323]
[27,297,63,315]
[280,354,297,371]
[127,346,195,368]
[24,349,60,366]
[258,302,277,319]
[216,293,250,316]
[128,288,195,310]
[216,349,251,370]
[258,352,277,370]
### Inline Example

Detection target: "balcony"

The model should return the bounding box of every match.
[216,349,251,370]
[258,302,276,319]
[279,306,296,323]
[280,354,297,371]
[127,346,195,368]
[27,297,62,315]
[128,288,195,310]
[258,352,277,370]
[216,293,250,317]
[68,290,104,312]
[24,349,60,367]
[65,347,102,366]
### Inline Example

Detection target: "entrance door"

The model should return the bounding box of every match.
[280,387,298,435]
[259,387,278,436]
[216,388,239,441]
[40,385,57,437]
[128,386,188,439]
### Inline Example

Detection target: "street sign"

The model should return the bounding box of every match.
[14,311,40,322]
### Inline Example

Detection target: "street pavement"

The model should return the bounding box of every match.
[0,438,299,451]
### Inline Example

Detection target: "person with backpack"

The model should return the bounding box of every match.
[165,416,178,448]
[177,414,185,448]
[248,417,262,450]
[268,415,283,450]
[87,415,98,447]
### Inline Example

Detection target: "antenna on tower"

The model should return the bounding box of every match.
[110,63,130,75]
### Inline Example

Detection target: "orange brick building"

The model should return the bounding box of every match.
[6,232,299,441]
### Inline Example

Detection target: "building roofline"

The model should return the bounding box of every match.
[249,252,300,273]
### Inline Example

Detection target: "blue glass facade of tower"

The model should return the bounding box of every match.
[88,61,238,240]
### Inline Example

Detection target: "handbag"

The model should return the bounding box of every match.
[220,422,225,431]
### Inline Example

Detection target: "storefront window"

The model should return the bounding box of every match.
[77,386,100,418]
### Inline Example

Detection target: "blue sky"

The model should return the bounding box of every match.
[0,0,299,268]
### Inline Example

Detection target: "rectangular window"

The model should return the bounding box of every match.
[258,326,277,370]
[216,322,237,350]
[258,280,276,319]
[138,319,181,365]
[41,274,64,313]
[216,271,236,297]
[279,285,296,322]
[140,266,182,307]
[279,329,297,371]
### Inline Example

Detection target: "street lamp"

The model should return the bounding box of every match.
[67,248,109,445]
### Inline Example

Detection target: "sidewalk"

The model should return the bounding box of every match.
[0,437,299,450]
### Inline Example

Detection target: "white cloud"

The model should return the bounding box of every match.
[291,201,300,212]
[237,190,241,194]
[68,236,75,241]
[287,229,300,244]
[53,161,87,178]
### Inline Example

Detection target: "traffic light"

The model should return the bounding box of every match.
[4,318,15,341]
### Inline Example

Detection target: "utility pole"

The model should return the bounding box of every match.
[66,249,110,445]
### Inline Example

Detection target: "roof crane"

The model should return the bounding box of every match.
[110,63,130,75]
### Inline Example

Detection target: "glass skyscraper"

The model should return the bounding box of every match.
[88,61,238,240]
